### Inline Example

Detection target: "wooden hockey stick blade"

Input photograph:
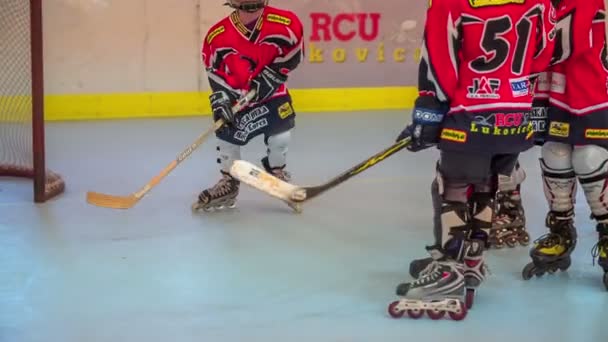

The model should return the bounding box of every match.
[296,137,411,201]
[229,160,303,212]
[86,90,256,209]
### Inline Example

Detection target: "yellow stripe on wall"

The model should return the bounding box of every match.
[35,86,417,121]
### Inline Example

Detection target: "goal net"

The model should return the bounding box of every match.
[0,0,64,202]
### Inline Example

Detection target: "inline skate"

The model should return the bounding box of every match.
[261,156,302,213]
[389,259,468,321]
[522,210,577,279]
[592,223,608,291]
[192,171,240,212]
[490,189,529,248]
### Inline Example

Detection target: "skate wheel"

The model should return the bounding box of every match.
[465,288,475,310]
[519,232,530,246]
[522,263,536,280]
[448,301,468,321]
[506,238,517,248]
[406,308,424,319]
[288,202,302,214]
[426,308,446,320]
[603,273,608,291]
[547,268,556,274]
[559,257,571,271]
[387,301,404,318]
[494,238,505,250]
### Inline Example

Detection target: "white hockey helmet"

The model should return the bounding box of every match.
[225,0,268,13]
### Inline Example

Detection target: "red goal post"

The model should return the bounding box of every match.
[0,0,65,202]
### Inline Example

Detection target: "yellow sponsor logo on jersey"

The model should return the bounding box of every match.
[206,26,225,44]
[267,14,291,25]
[548,121,570,138]
[468,0,525,8]
[585,129,608,139]
[440,129,467,143]
[278,102,294,119]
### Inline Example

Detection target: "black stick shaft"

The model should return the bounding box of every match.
[302,138,411,200]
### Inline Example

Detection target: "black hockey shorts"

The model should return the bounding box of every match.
[215,94,296,146]
[545,107,608,148]
[438,149,519,186]
[438,109,535,154]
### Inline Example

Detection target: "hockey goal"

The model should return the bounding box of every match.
[0,0,64,202]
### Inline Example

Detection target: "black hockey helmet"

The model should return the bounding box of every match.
[225,0,268,13]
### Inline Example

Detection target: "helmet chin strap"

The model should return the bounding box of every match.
[225,1,265,13]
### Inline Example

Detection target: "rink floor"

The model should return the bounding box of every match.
[1,111,608,341]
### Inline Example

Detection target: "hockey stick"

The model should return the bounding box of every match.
[230,137,412,206]
[86,90,256,209]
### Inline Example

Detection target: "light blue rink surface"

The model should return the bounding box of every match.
[1,111,608,342]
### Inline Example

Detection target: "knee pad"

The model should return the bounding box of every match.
[573,145,608,221]
[265,130,291,168]
[541,142,573,170]
[539,145,576,213]
[216,139,241,173]
[497,162,526,192]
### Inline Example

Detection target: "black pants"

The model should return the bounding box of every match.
[438,150,519,187]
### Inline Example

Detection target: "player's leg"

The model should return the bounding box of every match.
[394,173,469,318]
[262,129,292,182]
[522,142,577,279]
[396,150,495,315]
[491,161,528,248]
[408,170,443,278]
[572,145,608,289]
[193,138,242,211]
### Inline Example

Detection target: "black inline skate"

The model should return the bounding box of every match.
[490,189,530,248]
[591,223,608,291]
[390,258,468,321]
[522,210,577,279]
[192,171,240,212]
[408,245,439,279]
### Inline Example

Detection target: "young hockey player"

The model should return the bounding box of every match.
[387,0,556,320]
[522,0,608,290]
[195,0,304,211]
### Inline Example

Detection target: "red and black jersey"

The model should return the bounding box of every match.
[547,0,608,116]
[418,0,556,113]
[201,6,304,104]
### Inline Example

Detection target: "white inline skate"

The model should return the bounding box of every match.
[389,259,468,321]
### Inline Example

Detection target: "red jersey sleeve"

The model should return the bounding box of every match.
[255,10,304,76]
[417,0,461,104]
[530,0,557,74]
[202,23,250,93]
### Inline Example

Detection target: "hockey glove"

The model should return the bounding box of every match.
[397,106,446,152]
[210,90,238,125]
[250,66,288,102]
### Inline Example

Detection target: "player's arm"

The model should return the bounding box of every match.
[202,27,247,125]
[416,0,460,106]
[250,12,305,102]
[396,0,458,152]
[530,0,557,73]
